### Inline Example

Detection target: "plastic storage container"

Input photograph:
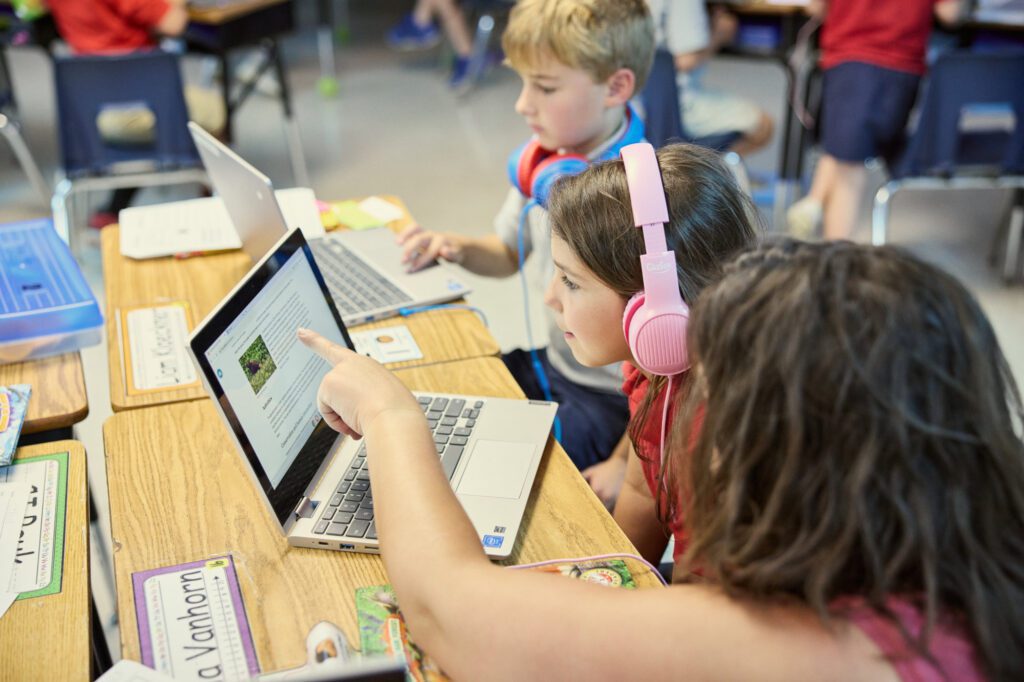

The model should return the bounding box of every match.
[0,218,103,363]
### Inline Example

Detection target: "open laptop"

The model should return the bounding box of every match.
[188,228,557,558]
[187,123,472,326]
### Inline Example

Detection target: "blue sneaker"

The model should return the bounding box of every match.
[449,57,472,90]
[387,13,441,50]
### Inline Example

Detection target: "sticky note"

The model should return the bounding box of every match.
[331,201,383,230]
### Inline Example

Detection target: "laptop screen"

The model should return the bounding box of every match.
[190,229,354,525]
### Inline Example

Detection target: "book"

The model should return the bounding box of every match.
[355,560,637,681]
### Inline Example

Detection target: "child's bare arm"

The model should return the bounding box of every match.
[155,1,189,37]
[397,227,519,277]
[583,430,630,510]
[673,7,737,73]
[612,442,669,565]
[935,0,967,26]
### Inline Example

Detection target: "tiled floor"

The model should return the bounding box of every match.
[1,2,1021,666]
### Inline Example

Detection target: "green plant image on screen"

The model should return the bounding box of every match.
[239,335,277,394]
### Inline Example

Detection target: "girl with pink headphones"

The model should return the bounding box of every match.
[545,142,756,570]
[298,202,1022,677]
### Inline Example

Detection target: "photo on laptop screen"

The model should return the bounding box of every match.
[188,228,557,559]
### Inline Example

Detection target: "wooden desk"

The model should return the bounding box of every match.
[188,0,287,25]
[0,440,90,680]
[0,353,88,436]
[102,196,498,411]
[104,357,657,672]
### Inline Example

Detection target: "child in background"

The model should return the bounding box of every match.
[46,0,224,227]
[786,0,965,240]
[386,0,480,89]
[299,236,1023,680]
[397,0,655,473]
[645,0,774,156]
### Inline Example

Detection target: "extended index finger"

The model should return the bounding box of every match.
[297,328,351,365]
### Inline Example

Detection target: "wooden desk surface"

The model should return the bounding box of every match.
[0,353,88,434]
[0,441,90,681]
[101,196,498,411]
[715,1,807,17]
[188,0,287,24]
[104,357,657,672]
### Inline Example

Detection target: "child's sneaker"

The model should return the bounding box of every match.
[386,14,441,51]
[786,196,823,239]
[449,56,472,90]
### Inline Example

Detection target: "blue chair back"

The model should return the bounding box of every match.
[53,50,200,177]
[893,50,1024,179]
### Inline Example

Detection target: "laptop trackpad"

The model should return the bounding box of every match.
[456,441,534,499]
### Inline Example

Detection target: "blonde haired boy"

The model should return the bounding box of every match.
[398,0,654,473]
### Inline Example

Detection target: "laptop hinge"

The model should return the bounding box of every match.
[293,496,317,521]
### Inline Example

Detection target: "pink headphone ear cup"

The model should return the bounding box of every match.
[622,291,645,344]
[625,291,690,376]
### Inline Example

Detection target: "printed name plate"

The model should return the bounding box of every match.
[133,556,260,680]
[120,303,201,395]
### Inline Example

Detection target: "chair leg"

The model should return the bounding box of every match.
[0,112,51,205]
[1003,192,1024,283]
[51,178,74,246]
[722,151,752,197]
[285,117,310,188]
[872,182,898,246]
[463,13,495,91]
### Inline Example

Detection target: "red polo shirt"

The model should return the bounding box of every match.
[820,0,939,75]
[47,0,172,54]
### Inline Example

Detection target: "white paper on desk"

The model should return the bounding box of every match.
[0,481,30,595]
[350,325,424,364]
[0,458,61,594]
[358,196,406,224]
[96,660,175,682]
[119,187,324,259]
[0,591,15,620]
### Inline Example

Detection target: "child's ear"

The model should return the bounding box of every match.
[603,68,637,107]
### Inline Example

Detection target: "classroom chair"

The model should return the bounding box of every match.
[461,0,514,91]
[50,49,208,246]
[872,50,1024,282]
[0,44,50,204]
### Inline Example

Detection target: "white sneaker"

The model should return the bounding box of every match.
[786,197,823,239]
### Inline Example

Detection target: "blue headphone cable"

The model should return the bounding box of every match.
[518,199,563,444]
[398,303,489,327]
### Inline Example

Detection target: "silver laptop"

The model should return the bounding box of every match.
[187,122,472,326]
[188,228,557,559]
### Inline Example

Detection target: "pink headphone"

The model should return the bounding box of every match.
[620,142,690,376]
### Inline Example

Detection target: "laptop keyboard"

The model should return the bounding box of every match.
[312,395,485,541]
[311,239,412,318]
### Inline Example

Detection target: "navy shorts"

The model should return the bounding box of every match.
[820,61,921,165]
[502,348,629,471]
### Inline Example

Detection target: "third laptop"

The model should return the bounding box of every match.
[188,122,471,326]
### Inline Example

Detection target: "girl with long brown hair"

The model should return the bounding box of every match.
[297,159,1023,678]
[546,143,757,573]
